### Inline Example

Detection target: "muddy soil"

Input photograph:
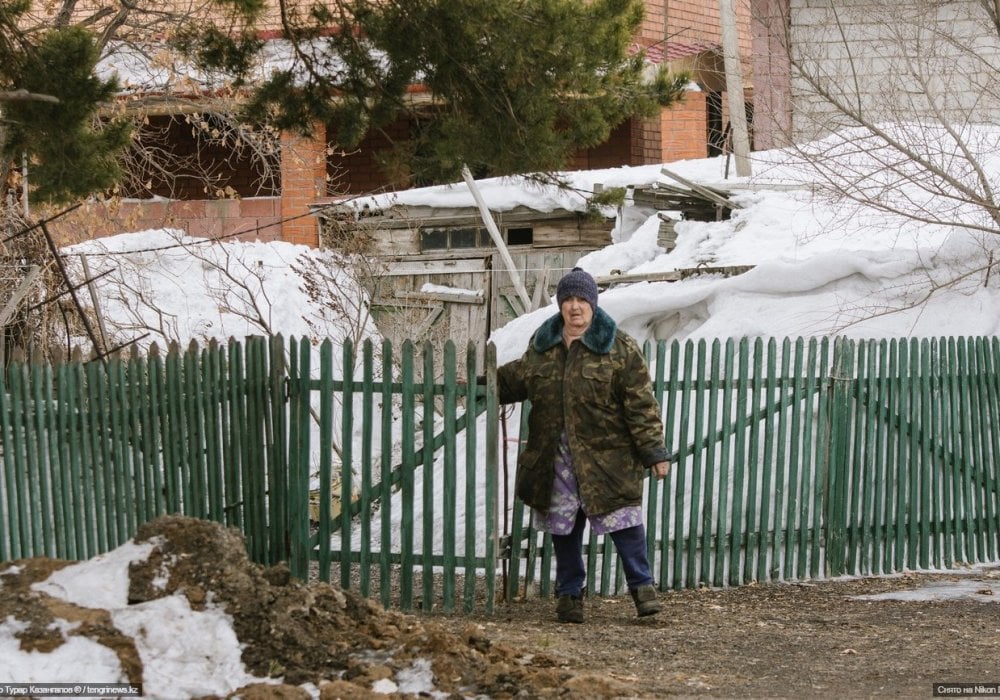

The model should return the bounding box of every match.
[427,569,1000,698]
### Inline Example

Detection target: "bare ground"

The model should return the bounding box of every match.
[425,568,1000,698]
[3,517,999,699]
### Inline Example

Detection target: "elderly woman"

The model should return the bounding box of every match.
[497,267,670,623]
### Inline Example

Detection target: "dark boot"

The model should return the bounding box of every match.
[630,585,662,617]
[556,594,584,623]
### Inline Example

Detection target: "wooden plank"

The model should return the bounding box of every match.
[465,342,482,612]
[483,342,499,613]
[700,340,720,585]
[595,265,755,286]
[107,357,132,539]
[316,340,333,583]
[382,258,488,276]
[395,290,485,305]
[0,265,41,326]
[31,363,55,556]
[743,338,763,583]
[676,340,695,587]
[7,365,33,556]
[773,338,791,577]
[659,166,743,209]
[756,338,777,582]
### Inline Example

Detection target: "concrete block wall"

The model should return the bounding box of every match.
[782,0,1000,143]
[749,0,792,150]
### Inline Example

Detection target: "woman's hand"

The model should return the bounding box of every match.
[651,461,670,480]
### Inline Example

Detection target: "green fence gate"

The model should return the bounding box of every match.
[286,336,501,613]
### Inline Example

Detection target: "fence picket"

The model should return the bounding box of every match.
[673,340,693,587]
[785,338,805,579]
[341,339,356,591]
[359,340,375,598]
[983,339,1000,559]
[809,338,831,578]
[688,340,707,586]
[859,341,879,574]
[743,338,763,584]
[441,342,458,612]
[467,342,486,612]
[147,348,166,527]
[399,341,416,611]
[971,338,992,560]
[0,369,18,560]
[315,340,333,583]
[38,363,60,557]
[701,340,721,585]
[421,342,435,611]
[756,338,777,582]
[379,340,394,609]
[919,339,933,569]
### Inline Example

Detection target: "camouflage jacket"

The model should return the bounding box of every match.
[497,307,668,515]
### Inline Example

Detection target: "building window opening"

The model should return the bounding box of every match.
[450,227,479,248]
[420,228,450,250]
[506,227,534,245]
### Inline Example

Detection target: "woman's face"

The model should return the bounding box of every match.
[560,296,594,334]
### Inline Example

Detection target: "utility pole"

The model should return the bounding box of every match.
[719,0,752,177]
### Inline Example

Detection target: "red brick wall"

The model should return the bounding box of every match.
[632,116,663,164]
[46,197,282,246]
[662,91,710,161]
[280,124,328,247]
[639,0,667,43]
[663,0,753,60]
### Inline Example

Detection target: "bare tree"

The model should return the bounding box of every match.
[752,0,1000,323]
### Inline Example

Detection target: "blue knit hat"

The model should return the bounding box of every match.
[556,267,599,310]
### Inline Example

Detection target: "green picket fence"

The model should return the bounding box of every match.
[3,333,999,615]
[0,336,287,566]
[504,336,1000,600]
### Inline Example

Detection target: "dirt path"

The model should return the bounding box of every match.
[428,568,1000,698]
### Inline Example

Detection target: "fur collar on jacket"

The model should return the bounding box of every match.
[532,306,617,355]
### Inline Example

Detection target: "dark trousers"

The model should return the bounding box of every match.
[551,509,654,597]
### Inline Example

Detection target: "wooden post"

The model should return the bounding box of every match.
[79,255,109,354]
[461,165,532,313]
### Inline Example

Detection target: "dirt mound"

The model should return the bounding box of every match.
[0,515,581,698]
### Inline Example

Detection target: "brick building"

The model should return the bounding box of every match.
[52,0,754,247]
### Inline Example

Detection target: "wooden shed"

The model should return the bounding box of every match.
[311,197,616,371]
